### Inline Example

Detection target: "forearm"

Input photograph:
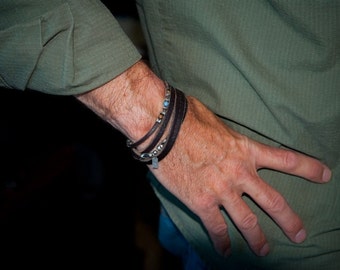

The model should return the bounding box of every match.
[75,60,166,143]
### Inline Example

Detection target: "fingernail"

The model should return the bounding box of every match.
[259,243,270,256]
[295,229,306,243]
[322,168,332,182]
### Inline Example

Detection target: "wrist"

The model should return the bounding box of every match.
[75,60,166,142]
[128,84,188,168]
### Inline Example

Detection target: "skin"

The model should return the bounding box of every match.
[76,60,332,257]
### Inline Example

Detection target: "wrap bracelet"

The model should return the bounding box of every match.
[139,85,176,153]
[151,89,187,165]
[126,82,172,148]
[128,83,188,168]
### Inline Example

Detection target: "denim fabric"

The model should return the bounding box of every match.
[158,206,210,270]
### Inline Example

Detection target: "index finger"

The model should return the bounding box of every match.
[254,142,331,183]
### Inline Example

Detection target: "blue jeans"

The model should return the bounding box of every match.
[158,206,209,270]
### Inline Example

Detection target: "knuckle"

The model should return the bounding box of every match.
[267,194,286,214]
[281,151,298,169]
[239,212,258,231]
[211,222,228,237]
[195,193,216,210]
[234,161,249,179]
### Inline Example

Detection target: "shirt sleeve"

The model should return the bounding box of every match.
[0,0,142,95]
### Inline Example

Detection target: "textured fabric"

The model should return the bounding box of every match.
[0,0,141,95]
[137,0,340,269]
[1,0,339,268]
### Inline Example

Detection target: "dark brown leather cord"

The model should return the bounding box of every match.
[126,84,173,148]
[129,84,188,168]
[154,89,187,163]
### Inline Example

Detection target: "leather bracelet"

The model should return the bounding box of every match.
[130,85,188,168]
[138,85,176,153]
[126,82,172,148]
[130,88,178,164]
[151,89,187,167]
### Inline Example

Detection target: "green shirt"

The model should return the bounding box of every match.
[138,0,340,269]
[0,0,141,94]
[1,0,339,269]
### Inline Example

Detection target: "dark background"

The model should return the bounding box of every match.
[0,1,181,269]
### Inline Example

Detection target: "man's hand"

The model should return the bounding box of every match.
[149,95,332,257]
[76,60,331,258]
